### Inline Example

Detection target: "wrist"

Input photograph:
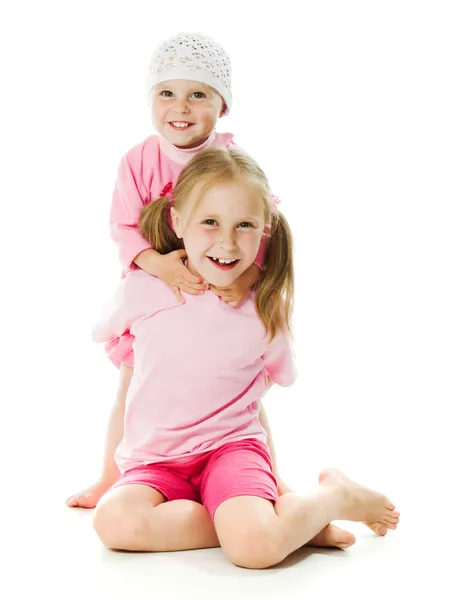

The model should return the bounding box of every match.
[135,249,163,276]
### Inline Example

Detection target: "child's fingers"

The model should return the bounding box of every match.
[180,277,208,291]
[178,282,206,296]
[170,285,185,304]
[180,265,204,284]
[209,285,231,297]
[211,289,238,304]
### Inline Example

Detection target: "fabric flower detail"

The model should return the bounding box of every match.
[160,182,174,202]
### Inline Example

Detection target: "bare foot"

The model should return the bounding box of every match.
[307,524,356,549]
[319,469,400,536]
[66,479,114,509]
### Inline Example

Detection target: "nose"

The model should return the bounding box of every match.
[219,229,236,251]
[172,98,189,114]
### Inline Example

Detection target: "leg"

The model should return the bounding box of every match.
[275,466,355,548]
[306,524,356,549]
[94,484,220,551]
[214,468,400,569]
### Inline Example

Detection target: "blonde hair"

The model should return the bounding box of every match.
[139,148,294,340]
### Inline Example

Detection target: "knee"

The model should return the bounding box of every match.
[222,521,285,570]
[93,498,144,550]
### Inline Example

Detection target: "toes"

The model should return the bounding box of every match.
[380,515,400,525]
[364,522,388,536]
[330,525,356,548]
[375,524,388,536]
[379,519,397,530]
[342,534,356,548]
[67,495,90,508]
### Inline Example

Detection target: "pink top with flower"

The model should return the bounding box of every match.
[106,131,265,368]
[109,130,265,271]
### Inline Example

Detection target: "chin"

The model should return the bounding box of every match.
[205,268,247,288]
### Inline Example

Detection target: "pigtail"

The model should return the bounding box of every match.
[255,210,294,341]
[139,196,184,254]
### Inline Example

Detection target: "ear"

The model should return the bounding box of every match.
[170,207,184,239]
[219,101,227,118]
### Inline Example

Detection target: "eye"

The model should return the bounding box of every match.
[238,222,255,228]
[160,90,173,97]
[192,91,206,99]
[203,219,217,226]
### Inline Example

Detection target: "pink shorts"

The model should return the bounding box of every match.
[112,438,278,519]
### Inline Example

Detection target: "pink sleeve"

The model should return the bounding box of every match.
[262,329,297,387]
[92,278,136,344]
[110,154,152,270]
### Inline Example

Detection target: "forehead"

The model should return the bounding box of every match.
[193,179,265,218]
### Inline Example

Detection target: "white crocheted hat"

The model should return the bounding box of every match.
[147,32,232,114]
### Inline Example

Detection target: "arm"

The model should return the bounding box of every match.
[111,154,205,298]
[92,274,145,344]
[99,364,131,484]
[110,153,153,270]
[262,328,297,387]
[260,330,297,495]
[133,248,165,275]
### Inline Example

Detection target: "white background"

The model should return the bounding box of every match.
[1,0,449,596]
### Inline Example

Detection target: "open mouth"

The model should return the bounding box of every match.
[169,121,194,130]
[207,256,241,271]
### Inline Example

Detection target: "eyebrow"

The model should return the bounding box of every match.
[198,213,263,223]
[156,83,211,93]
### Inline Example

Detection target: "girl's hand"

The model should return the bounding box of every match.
[66,478,116,509]
[210,263,260,308]
[156,249,208,304]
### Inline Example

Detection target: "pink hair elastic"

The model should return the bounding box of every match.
[271,194,281,210]
[160,181,174,202]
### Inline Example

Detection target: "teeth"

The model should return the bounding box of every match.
[212,258,236,264]
[172,122,190,128]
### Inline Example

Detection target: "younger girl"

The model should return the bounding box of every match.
[67,33,269,508]
[91,148,399,569]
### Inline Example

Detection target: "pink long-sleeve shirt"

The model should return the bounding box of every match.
[110,131,265,271]
[93,271,296,472]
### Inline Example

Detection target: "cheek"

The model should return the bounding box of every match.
[239,231,263,254]
[193,103,219,122]
[183,229,215,254]
[151,101,165,122]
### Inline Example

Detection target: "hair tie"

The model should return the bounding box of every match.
[160,182,174,203]
[271,194,281,210]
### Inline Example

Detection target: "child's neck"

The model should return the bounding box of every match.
[159,131,217,166]
[174,136,209,149]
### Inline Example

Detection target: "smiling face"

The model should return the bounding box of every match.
[151,80,225,149]
[171,178,266,287]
